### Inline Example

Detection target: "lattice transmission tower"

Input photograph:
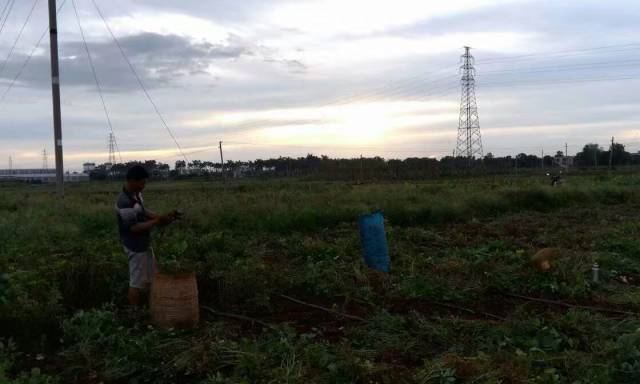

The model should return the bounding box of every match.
[107,132,117,166]
[42,148,48,169]
[455,46,483,162]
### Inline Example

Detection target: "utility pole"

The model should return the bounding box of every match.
[360,154,364,182]
[48,0,64,197]
[455,46,483,166]
[565,142,569,171]
[541,148,544,170]
[8,156,12,172]
[609,136,614,171]
[218,141,225,182]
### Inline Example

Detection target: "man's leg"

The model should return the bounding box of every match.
[142,250,155,293]
[127,248,146,306]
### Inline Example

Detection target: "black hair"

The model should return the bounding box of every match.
[126,165,150,181]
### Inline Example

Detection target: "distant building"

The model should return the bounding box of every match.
[65,172,89,182]
[0,169,88,183]
[233,164,252,178]
[83,162,96,174]
[553,155,574,168]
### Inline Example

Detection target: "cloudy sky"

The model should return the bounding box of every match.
[1,0,639,169]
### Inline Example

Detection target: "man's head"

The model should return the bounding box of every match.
[125,165,149,193]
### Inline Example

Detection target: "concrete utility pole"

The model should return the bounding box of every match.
[218,141,225,181]
[609,136,614,171]
[48,0,64,197]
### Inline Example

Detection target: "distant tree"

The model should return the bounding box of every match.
[607,142,631,166]
[575,143,602,166]
[543,155,554,167]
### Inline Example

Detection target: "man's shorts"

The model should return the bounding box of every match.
[123,247,156,289]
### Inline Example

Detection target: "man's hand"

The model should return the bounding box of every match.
[158,211,181,226]
[157,214,173,226]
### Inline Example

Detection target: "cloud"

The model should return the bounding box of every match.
[3,0,640,169]
[1,31,250,91]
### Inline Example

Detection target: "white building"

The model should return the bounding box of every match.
[83,162,96,174]
[553,155,574,168]
[0,169,89,183]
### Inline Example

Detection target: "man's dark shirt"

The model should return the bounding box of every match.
[115,188,151,252]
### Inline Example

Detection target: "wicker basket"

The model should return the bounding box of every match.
[150,272,199,328]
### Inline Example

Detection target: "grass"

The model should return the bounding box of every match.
[1,173,640,382]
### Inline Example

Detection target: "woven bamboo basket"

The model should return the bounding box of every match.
[150,272,199,328]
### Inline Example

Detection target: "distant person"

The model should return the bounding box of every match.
[115,165,180,306]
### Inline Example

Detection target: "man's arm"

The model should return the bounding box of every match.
[146,209,160,220]
[146,209,179,227]
[130,217,160,233]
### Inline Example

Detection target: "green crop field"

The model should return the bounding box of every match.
[2,174,640,383]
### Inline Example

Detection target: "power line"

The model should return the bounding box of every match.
[478,74,640,90]
[0,0,40,79]
[71,0,122,163]
[0,0,15,41]
[204,75,461,137]
[0,0,14,38]
[0,0,11,21]
[476,43,640,65]
[0,0,66,104]
[201,54,640,136]
[478,59,640,77]
[91,0,188,164]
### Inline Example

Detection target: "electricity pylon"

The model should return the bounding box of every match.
[107,132,117,165]
[454,46,483,164]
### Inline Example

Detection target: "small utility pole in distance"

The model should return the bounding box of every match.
[609,136,614,171]
[48,0,64,197]
[8,156,12,172]
[541,148,544,170]
[218,141,225,182]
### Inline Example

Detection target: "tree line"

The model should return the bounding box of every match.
[89,142,639,181]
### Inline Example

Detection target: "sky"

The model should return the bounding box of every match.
[1,0,640,170]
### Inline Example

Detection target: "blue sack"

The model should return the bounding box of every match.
[359,212,390,273]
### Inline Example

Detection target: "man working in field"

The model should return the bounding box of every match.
[115,165,180,306]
